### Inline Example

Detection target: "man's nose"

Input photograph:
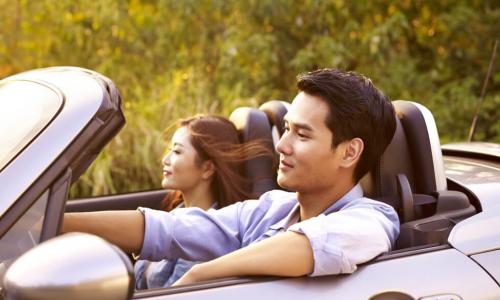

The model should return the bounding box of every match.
[276,133,291,155]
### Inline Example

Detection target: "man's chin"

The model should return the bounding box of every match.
[277,175,294,191]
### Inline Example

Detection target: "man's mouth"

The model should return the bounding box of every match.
[279,159,294,171]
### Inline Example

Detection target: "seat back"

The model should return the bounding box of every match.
[362,100,452,210]
[229,107,277,197]
[362,100,476,248]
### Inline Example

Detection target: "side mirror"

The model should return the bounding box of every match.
[3,233,133,300]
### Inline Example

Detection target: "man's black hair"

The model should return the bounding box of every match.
[297,68,396,182]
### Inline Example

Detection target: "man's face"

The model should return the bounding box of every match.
[276,92,345,193]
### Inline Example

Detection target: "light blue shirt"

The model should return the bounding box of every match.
[139,184,400,276]
[135,257,196,289]
[135,202,216,289]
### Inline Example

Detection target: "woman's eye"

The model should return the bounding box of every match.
[173,149,181,155]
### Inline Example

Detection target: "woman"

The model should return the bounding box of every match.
[135,115,272,289]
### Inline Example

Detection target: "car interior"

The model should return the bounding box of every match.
[65,99,480,254]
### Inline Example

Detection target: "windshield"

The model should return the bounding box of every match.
[0,80,63,170]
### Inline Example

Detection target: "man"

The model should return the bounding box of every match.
[63,68,399,286]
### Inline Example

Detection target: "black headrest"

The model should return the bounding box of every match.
[229,107,277,196]
[361,116,414,200]
[259,100,290,142]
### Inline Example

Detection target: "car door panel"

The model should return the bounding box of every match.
[135,248,498,300]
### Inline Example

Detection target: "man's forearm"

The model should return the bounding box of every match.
[173,231,313,286]
[61,210,145,253]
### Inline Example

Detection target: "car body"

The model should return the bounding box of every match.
[0,67,499,299]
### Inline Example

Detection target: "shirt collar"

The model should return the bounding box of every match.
[269,203,300,231]
[269,183,364,231]
[322,183,364,215]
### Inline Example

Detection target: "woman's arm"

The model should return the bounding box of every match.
[61,210,145,253]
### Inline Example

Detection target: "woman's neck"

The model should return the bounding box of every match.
[181,181,215,211]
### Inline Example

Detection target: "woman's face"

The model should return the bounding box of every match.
[161,126,208,192]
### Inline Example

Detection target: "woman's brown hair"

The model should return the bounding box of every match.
[162,115,273,211]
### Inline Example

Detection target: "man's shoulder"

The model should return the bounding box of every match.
[344,196,393,208]
[341,196,399,222]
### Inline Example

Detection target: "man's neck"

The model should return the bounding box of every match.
[297,180,357,221]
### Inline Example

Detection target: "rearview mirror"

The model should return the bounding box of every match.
[3,232,133,300]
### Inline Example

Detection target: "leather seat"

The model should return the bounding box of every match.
[362,100,476,248]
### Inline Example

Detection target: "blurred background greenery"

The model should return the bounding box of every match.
[1,0,498,198]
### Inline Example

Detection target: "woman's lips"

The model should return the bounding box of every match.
[163,170,172,176]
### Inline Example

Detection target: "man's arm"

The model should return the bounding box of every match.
[173,203,399,286]
[172,231,313,286]
[61,211,145,253]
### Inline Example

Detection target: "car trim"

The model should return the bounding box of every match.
[442,143,500,160]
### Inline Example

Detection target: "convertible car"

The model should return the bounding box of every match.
[1,67,499,300]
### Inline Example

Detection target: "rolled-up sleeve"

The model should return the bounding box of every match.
[138,203,246,262]
[288,205,399,277]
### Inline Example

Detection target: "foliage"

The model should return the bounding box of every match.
[0,0,498,197]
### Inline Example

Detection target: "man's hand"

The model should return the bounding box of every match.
[172,231,314,286]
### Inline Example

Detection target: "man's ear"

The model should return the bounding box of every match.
[201,160,216,180]
[340,138,364,168]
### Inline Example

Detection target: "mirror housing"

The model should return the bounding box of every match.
[3,233,133,300]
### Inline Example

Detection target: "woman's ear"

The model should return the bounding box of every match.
[340,138,364,168]
[201,160,216,180]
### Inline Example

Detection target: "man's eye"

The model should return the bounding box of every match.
[298,132,307,138]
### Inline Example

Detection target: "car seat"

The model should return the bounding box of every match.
[361,100,477,249]
[229,107,278,197]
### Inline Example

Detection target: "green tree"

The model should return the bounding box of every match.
[0,0,498,197]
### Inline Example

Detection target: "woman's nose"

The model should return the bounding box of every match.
[162,151,172,165]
